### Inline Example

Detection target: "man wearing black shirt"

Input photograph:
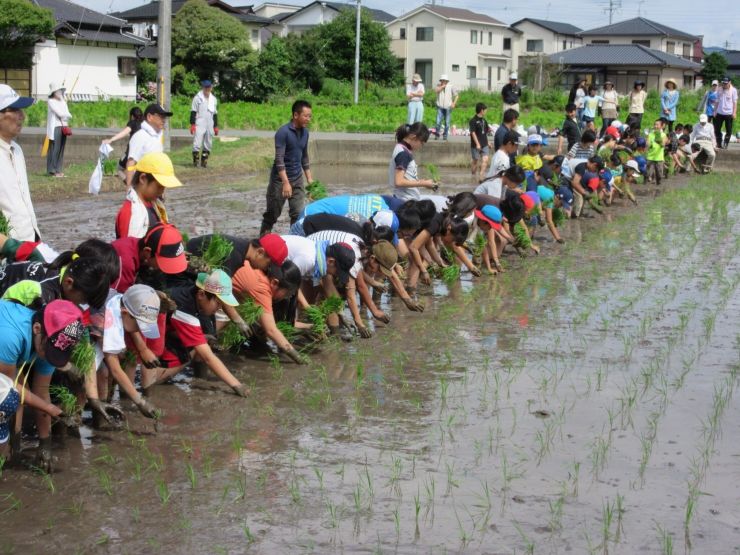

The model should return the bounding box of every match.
[501,73,522,113]
[558,103,582,155]
[469,103,490,183]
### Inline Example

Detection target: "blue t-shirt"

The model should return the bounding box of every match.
[302,194,389,219]
[0,301,54,376]
[706,90,718,116]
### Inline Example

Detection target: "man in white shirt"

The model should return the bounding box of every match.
[689,114,716,173]
[0,84,41,241]
[434,75,458,141]
[126,103,172,186]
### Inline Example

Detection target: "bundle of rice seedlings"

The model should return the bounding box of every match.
[276,321,299,342]
[0,212,11,236]
[513,221,532,250]
[201,234,234,270]
[425,164,441,183]
[552,207,567,228]
[441,264,461,283]
[219,299,264,351]
[235,298,263,325]
[306,180,328,201]
[471,233,487,259]
[305,295,344,334]
[49,384,78,415]
[70,337,96,377]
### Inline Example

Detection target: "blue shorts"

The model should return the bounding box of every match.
[471,146,490,160]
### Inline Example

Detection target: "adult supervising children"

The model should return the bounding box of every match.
[260,100,314,236]
[190,80,218,168]
[713,76,737,149]
[501,73,522,113]
[46,82,72,178]
[406,74,425,124]
[469,103,490,182]
[0,84,41,241]
[627,81,647,131]
[126,103,172,187]
[434,75,458,141]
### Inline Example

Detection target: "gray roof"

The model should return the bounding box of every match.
[422,4,505,26]
[34,0,127,28]
[114,0,247,21]
[305,1,395,23]
[549,44,702,69]
[578,17,698,40]
[511,18,581,36]
[57,28,148,45]
[722,50,740,67]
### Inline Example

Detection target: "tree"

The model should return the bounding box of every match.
[0,0,54,66]
[311,8,400,85]
[172,0,254,98]
[702,52,728,84]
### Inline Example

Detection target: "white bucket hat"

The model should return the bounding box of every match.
[439,74,449,82]
[48,82,66,97]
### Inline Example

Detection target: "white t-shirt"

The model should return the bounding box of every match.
[102,293,126,355]
[127,121,163,164]
[389,143,420,201]
[306,231,363,279]
[475,178,504,198]
[487,149,511,178]
[281,235,316,278]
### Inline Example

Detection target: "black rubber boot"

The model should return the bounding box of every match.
[192,151,199,167]
[200,150,209,168]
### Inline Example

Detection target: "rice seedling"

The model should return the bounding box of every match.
[413,487,422,529]
[602,498,614,550]
[548,495,565,532]
[0,455,5,478]
[513,521,535,554]
[512,221,532,251]
[552,207,567,227]
[49,384,77,415]
[219,298,264,350]
[424,163,441,183]
[326,500,340,529]
[654,522,674,555]
[353,482,363,513]
[0,492,21,515]
[445,461,459,494]
[392,506,401,538]
[590,435,610,479]
[569,460,581,497]
[199,233,234,270]
[288,477,302,504]
[684,485,698,550]
[156,477,171,505]
[305,295,344,334]
[95,468,114,497]
[614,493,625,543]
[313,466,324,491]
[306,180,328,200]
[70,337,96,377]
[185,462,197,489]
[276,321,299,343]
[242,521,256,544]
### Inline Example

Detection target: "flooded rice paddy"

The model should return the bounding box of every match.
[2,167,740,554]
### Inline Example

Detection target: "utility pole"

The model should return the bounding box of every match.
[157,0,172,150]
[353,0,360,104]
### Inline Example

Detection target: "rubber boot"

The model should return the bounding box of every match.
[200,150,209,168]
[259,221,272,237]
[192,151,200,167]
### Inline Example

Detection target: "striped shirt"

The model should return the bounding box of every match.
[306,231,364,280]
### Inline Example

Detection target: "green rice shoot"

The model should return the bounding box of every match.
[425,164,441,183]
[440,246,461,283]
[513,221,532,250]
[552,207,567,228]
[49,385,78,415]
[219,299,265,351]
[306,180,329,201]
[276,321,299,342]
[201,234,234,270]
[471,233,487,258]
[235,298,263,325]
[0,212,11,236]
[305,295,344,334]
[70,337,96,377]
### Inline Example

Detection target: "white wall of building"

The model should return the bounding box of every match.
[279,3,337,36]
[513,20,581,55]
[253,2,300,18]
[584,34,694,55]
[33,39,138,100]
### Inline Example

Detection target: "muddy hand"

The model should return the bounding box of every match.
[402,297,425,312]
[236,320,255,338]
[140,348,162,369]
[470,266,482,277]
[135,397,161,419]
[373,312,390,324]
[285,347,309,365]
[357,324,373,339]
[88,398,125,424]
[420,270,432,286]
[231,384,251,397]
[36,437,53,473]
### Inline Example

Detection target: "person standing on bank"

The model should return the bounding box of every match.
[406,74,425,125]
[501,73,522,113]
[46,82,71,178]
[599,81,619,137]
[434,75,458,141]
[0,84,41,241]
[713,76,737,149]
[661,79,680,133]
[190,80,218,168]
[627,80,647,131]
[260,100,313,236]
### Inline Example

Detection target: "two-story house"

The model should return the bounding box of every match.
[578,17,702,63]
[273,1,394,37]
[386,5,521,92]
[511,18,582,56]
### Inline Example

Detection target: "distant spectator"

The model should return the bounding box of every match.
[126,103,173,187]
[102,106,144,176]
[0,84,41,241]
[434,74,458,141]
[661,79,680,133]
[713,76,737,149]
[469,103,490,182]
[190,80,218,168]
[698,80,719,123]
[627,80,647,131]
[46,82,72,178]
[406,73,425,125]
[501,73,522,113]
[568,78,587,124]
[599,81,619,136]
[558,103,581,155]
[581,86,603,130]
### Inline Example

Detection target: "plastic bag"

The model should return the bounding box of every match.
[89,143,114,195]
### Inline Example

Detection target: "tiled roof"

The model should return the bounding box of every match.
[34,0,127,28]
[57,28,148,45]
[422,4,505,26]
[722,50,740,67]
[549,44,702,69]
[578,17,698,40]
[305,2,395,23]
[511,18,581,36]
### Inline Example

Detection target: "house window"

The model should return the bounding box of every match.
[251,29,259,42]
[470,30,478,44]
[666,41,675,53]
[489,32,492,46]
[467,66,477,79]
[400,27,406,40]
[632,39,650,47]
[452,64,460,72]
[683,74,693,87]
[592,40,609,44]
[563,40,567,50]
[503,37,511,50]
[682,43,691,58]
[416,27,433,41]
[526,39,544,52]
[414,59,433,86]
[497,67,502,80]
[117,57,137,76]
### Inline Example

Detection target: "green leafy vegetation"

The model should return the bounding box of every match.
[197,234,234,271]
[70,337,96,377]
[306,180,328,201]
[49,385,77,415]
[425,164,441,183]
[513,221,532,250]
[219,299,264,350]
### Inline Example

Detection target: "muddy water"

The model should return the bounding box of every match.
[2,169,740,555]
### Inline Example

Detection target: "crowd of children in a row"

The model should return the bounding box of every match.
[0,95,722,472]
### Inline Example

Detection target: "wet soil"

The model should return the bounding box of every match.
[2,166,740,555]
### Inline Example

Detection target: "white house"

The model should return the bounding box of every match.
[275,1,395,37]
[511,18,582,56]
[249,2,300,19]
[31,0,148,100]
[386,5,522,91]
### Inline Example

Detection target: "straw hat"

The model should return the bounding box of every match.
[412,73,422,83]
[664,78,677,88]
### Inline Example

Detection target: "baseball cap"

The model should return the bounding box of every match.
[527,134,543,145]
[711,79,719,86]
[0,84,34,111]
[721,76,731,83]
[555,185,573,210]
[371,240,398,277]
[636,137,647,148]
[122,284,161,339]
[41,300,85,368]
[625,159,640,172]
[510,72,518,80]
[0,373,20,443]
[537,185,555,208]
[144,223,187,274]
[134,152,182,188]
[144,103,174,117]
[475,205,503,230]
[325,242,356,285]
[259,233,288,265]
[599,169,613,183]
[371,209,399,232]
[520,193,535,212]
[196,269,238,306]
[699,114,708,123]
[605,126,620,140]
[201,79,213,87]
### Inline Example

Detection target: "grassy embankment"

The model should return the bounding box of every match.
[24,85,707,134]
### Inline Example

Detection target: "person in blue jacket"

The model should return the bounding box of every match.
[661,79,680,134]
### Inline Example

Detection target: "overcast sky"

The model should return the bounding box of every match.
[78,0,738,50]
